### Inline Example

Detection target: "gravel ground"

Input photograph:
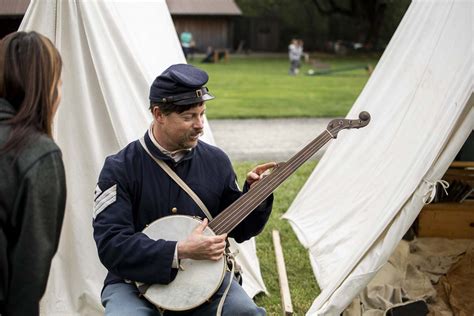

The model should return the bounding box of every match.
[208,118,335,162]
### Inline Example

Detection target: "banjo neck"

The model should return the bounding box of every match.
[208,112,371,235]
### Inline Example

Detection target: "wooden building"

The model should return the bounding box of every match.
[0,0,242,52]
[0,0,29,39]
[166,0,242,52]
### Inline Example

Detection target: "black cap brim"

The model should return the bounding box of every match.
[173,92,214,105]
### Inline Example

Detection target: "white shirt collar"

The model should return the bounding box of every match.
[147,123,190,162]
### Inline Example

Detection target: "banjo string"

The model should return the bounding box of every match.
[211,132,333,234]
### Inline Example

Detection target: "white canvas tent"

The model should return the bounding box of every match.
[283,0,473,315]
[19,0,267,314]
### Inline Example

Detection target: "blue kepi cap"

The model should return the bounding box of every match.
[149,64,215,106]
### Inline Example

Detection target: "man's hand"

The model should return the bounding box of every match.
[177,218,227,261]
[246,162,277,188]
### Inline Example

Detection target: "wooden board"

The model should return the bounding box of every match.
[450,161,474,168]
[418,201,474,238]
[272,230,293,316]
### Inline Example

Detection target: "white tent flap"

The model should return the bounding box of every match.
[20,1,266,314]
[283,0,473,315]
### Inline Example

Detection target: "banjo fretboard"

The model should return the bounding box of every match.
[208,111,370,235]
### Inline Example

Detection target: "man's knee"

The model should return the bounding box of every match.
[222,280,266,315]
[223,304,266,316]
[102,283,159,316]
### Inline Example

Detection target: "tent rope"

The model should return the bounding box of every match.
[423,179,449,204]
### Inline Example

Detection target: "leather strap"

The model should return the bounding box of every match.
[139,137,214,221]
[140,136,235,316]
[151,87,210,104]
[217,259,235,316]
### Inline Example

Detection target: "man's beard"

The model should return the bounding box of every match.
[179,129,203,149]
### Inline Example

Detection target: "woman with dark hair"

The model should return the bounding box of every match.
[0,31,66,316]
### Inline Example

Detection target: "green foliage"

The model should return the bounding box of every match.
[379,0,412,44]
[236,0,330,50]
[233,161,319,315]
[192,55,377,119]
[235,0,410,50]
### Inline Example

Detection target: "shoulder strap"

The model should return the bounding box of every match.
[140,137,236,316]
[138,137,214,220]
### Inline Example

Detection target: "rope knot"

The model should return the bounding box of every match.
[226,247,239,260]
[423,179,449,204]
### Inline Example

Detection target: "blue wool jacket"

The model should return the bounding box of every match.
[93,132,273,287]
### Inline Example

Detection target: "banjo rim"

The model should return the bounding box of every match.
[139,215,227,311]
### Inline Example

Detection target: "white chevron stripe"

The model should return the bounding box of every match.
[94,185,102,200]
[93,184,117,219]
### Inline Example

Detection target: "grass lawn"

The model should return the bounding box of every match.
[192,54,379,119]
[233,161,319,315]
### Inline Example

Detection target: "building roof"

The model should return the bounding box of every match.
[166,0,241,16]
[0,0,29,15]
[0,0,241,16]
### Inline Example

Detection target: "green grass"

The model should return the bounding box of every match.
[233,161,319,315]
[192,55,378,119]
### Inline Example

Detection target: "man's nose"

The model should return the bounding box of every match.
[193,116,204,129]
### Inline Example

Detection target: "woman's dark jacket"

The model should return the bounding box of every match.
[0,98,66,316]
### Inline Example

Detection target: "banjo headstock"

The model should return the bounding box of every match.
[326,111,370,138]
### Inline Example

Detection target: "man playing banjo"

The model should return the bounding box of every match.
[93,64,275,315]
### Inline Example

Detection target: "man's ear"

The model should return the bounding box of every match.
[152,106,165,123]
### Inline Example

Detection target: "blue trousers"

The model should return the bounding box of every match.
[101,272,266,316]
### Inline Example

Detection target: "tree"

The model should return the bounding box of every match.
[310,0,400,48]
[235,0,409,51]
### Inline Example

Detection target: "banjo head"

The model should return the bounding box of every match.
[140,215,226,311]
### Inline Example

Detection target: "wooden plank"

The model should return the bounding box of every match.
[450,161,474,168]
[418,202,474,238]
[444,175,474,183]
[444,168,474,176]
[421,201,473,211]
[272,230,293,316]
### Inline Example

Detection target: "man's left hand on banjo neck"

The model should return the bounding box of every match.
[177,161,276,262]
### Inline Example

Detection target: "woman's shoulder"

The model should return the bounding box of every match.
[17,133,62,169]
[27,132,61,156]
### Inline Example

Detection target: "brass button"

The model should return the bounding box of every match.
[171,207,178,214]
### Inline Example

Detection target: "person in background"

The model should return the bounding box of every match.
[180,31,193,60]
[189,39,196,61]
[0,31,66,316]
[288,38,304,75]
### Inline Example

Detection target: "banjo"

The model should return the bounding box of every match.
[139,112,371,311]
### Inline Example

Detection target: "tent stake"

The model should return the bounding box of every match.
[272,230,293,315]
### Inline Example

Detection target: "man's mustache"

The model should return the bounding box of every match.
[191,130,203,137]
